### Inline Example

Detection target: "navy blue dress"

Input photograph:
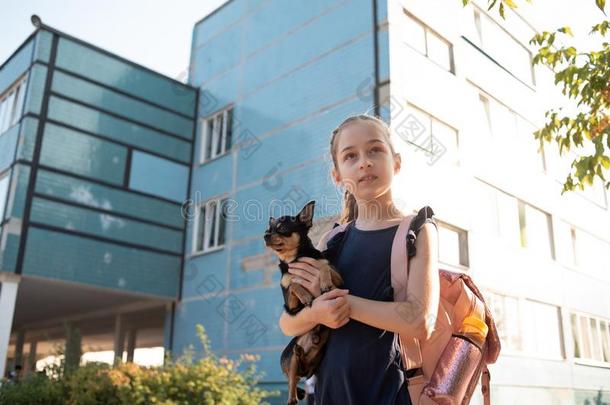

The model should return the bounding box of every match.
[314,221,413,405]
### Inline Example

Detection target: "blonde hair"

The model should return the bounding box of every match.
[329,114,398,224]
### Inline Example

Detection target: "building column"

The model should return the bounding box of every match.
[12,330,25,375]
[126,329,137,363]
[113,314,125,366]
[0,274,20,378]
[163,302,174,361]
[27,340,37,374]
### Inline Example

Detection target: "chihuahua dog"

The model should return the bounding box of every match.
[264,200,343,405]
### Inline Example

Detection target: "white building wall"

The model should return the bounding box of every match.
[387,0,610,403]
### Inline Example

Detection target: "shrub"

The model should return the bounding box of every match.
[0,324,280,405]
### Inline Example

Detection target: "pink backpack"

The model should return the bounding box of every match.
[318,206,501,405]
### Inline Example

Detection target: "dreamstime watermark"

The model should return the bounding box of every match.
[181,191,410,224]
[183,263,268,346]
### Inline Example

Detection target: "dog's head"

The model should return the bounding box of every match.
[264,201,315,257]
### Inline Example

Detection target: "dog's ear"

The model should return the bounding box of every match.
[268,216,277,227]
[297,201,315,228]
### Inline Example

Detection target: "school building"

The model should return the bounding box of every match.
[1,1,609,403]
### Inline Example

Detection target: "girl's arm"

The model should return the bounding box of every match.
[346,222,440,340]
[279,288,351,336]
[278,305,318,337]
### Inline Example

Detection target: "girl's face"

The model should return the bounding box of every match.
[332,121,400,201]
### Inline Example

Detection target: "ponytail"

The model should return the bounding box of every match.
[339,189,358,224]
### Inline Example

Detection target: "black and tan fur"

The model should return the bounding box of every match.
[264,201,343,405]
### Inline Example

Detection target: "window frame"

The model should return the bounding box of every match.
[404,103,460,167]
[199,106,234,165]
[471,5,535,86]
[436,219,469,270]
[471,84,546,174]
[401,9,455,74]
[571,311,610,368]
[485,289,565,361]
[0,74,28,135]
[0,170,11,223]
[191,196,228,255]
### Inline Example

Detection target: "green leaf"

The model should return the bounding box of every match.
[558,26,574,36]
[499,2,505,18]
[596,0,606,13]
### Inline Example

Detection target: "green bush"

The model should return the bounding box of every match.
[0,324,280,405]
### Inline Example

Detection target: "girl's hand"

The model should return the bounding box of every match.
[288,257,324,297]
[309,288,351,329]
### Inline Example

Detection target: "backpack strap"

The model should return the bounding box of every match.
[482,364,491,405]
[391,206,438,372]
[316,222,350,251]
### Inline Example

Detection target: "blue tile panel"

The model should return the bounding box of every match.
[0,229,20,274]
[0,36,33,94]
[39,122,127,186]
[22,226,180,298]
[51,70,194,139]
[46,96,191,163]
[128,150,189,203]
[32,30,53,64]
[5,164,30,220]
[54,37,196,117]
[23,64,47,116]
[0,124,20,173]
[29,197,183,254]
[15,116,38,162]
[34,169,184,229]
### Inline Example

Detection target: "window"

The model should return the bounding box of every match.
[0,172,10,222]
[521,299,563,358]
[487,291,564,358]
[0,75,28,134]
[489,188,554,258]
[486,291,522,351]
[476,88,544,173]
[571,312,610,363]
[200,107,233,163]
[437,222,469,268]
[470,6,534,85]
[401,104,459,167]
[554,219,577,268]
[402,10,454,73]
[193,197,228,253]
[573,228,610,281]
[521,203,554,259]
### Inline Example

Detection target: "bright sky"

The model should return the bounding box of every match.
[1,0,228,80]
[1,0,606,81]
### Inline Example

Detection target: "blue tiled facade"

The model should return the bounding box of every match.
[177,0,387,397]
[0,27,197,299]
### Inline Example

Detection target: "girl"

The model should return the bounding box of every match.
[278,114,440,405]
